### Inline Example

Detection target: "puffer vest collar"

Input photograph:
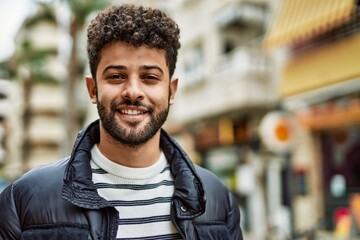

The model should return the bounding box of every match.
[61,120,206,218]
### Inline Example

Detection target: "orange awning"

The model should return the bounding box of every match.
[263,0,356,49]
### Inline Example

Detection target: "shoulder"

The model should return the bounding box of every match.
[193,165,239,223]
[194,165,229,200]
[194,165,227,190]
[12,158,69,198]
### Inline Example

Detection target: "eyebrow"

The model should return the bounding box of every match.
[102,65,127,75]
[102,65,164,75]
[140,65,164,75]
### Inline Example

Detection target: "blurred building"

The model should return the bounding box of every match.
[3,3,68,176]
[0,79,22,182]
[159,0,277,239]
[264,0,360,237]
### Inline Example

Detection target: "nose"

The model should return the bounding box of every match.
[121,76,145,102]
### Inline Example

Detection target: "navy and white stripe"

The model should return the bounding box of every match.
[90,145,182,240]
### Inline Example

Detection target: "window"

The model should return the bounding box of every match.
[182,43,205,87]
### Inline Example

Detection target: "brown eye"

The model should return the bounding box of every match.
[144,75,156,80]
[107,74,126,81]
[142,75,159,82]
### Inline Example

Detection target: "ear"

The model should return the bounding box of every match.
[85,76,97,104]
[169,78,178,105]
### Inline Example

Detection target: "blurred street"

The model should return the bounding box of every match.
[0,0,360,239]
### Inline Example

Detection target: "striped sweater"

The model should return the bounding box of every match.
[90,145,183,240]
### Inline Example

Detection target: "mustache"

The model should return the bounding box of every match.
[110,99,153,112]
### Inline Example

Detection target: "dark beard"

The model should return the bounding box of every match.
[97,99,169,147]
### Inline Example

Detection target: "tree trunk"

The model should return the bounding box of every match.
[64,18,81,152]
[22,77,32,173]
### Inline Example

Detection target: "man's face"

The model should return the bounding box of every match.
[86,42,178,147]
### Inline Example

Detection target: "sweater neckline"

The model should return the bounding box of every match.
[91,144,167,180]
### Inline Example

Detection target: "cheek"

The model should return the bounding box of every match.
[96,92,113,109]
[150,83,170,98]
[148,88,170,105]
[97,85,118,102]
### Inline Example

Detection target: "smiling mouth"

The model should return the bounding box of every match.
[120,109,145,115]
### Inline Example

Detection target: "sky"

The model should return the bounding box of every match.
[0,0,36,61]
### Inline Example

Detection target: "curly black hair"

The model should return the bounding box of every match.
[87,4,181,79]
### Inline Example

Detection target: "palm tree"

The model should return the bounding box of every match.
[9,3,59,172]
[62,0,110,152]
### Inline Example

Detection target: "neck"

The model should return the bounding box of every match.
[97,127,162,168]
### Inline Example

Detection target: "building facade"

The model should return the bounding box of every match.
[2,3,68,176]
[0,79,22,183]
[160,0,279,239]
[265,0,360,238]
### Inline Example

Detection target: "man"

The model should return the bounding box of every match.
[0,4,242,240]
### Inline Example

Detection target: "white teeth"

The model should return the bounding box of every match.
[121,109,143,115]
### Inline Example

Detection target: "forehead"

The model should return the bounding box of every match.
[98,42,168,71]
